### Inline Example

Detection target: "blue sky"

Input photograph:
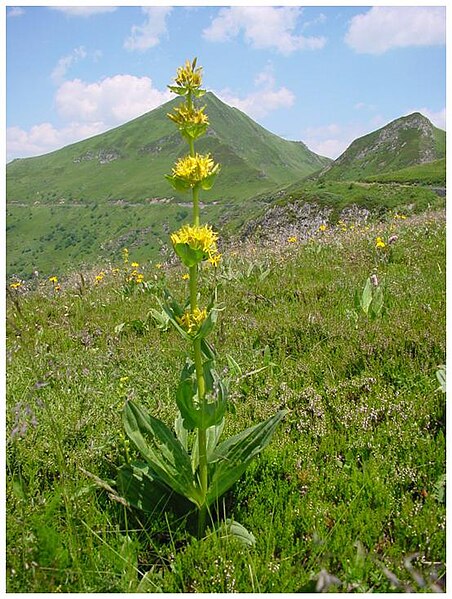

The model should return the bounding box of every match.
[5,3,446,162]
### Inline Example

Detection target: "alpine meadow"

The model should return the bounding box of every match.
[6,53,446,594]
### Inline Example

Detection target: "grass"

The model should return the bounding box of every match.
[7,179,445,280]
[6,209,446,592]
[364,158,446,186]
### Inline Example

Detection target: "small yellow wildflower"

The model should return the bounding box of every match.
[95,272,105,284]
[9,281,22,289]
[54,285,61,292]
[319,224,327,232]
[177,307,207,334]
[111,268,120,275]
[375,237,386,249]
[48,276,58,284]
[288,236,298,243]
[122,248,129,264]
[155,263,163,269]
[208,253,222,267]
[182,273,190,280]
[119,376,129,384]
[135,274,144,284]
[131,262,139,268]
[172,153,219,186]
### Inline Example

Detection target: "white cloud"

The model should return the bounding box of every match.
[203,7,326,55]
[51,46,87,85]
[124,7,172,51]
[50,7,117,17]
[7,7,25,18]
[7,122,106,161]
[55,75,172,125]
[216,65,295,120]
[345,6,446,54]
[303,118,386,159]
[8,74,172,160]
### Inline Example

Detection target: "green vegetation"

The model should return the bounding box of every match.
[7,179,445,280]
[7,211,445,592]
[6,93,330,205]
[364,158,446,186]
[323,113,446,182]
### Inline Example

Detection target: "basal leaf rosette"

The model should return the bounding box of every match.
[168,57,206,97]
[171,223,221,268]
[166,153,220,192]
[167,103,209,141]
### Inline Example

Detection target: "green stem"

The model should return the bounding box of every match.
[192,185,200,226]
[186,87,208,537]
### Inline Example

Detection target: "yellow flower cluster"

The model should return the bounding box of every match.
[167,103,209,128]
[172,153,218,186]
[171,223,219,262]
[177,307,207,334]
[288,236,298,243]
[174,59,203,90]
[375,236,386,249]
[9,281,22,289]
[128,269,144,284]
[95,271,105,284]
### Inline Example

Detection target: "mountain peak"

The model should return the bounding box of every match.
[322,112,445,181]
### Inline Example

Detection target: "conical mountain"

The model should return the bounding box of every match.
[322,112,446,181]
[7,92,331,203]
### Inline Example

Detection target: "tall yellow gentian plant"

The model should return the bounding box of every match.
[120,59,286,542]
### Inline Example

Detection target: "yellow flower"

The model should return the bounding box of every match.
[288,236,298,243]
[171,223,219,259]
[48,276,58,284]
[208,253,222,267]
[131,262,139,268]
[155,263,163,269]
[173,58,203,90]
[375,237,386,249]
[9,281,22,289]
[122,248,129,264]
[95,273,104,283]
[168,103,209,127]
[177,307,207,334]
[172,153,219,186]
[319,224,327,232]
[182,273,190,280]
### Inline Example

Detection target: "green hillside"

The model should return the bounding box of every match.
[323,113,446,182]
[364,158,446,186]
[6,93,330,204]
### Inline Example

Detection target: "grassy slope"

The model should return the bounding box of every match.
[6,211,445,592]
[6,92,331,279]
[6,93,329,204]
[363,158,446,186]
[323,117,446,182]
[7,177,445,280]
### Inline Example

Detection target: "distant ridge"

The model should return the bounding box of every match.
[6,92,331,204]
[322,112,446,181]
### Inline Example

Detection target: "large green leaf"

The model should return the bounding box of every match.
[123,401,203,506]
[361,277,373,315]
[206,410,287,505]
[117,461,192,515]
